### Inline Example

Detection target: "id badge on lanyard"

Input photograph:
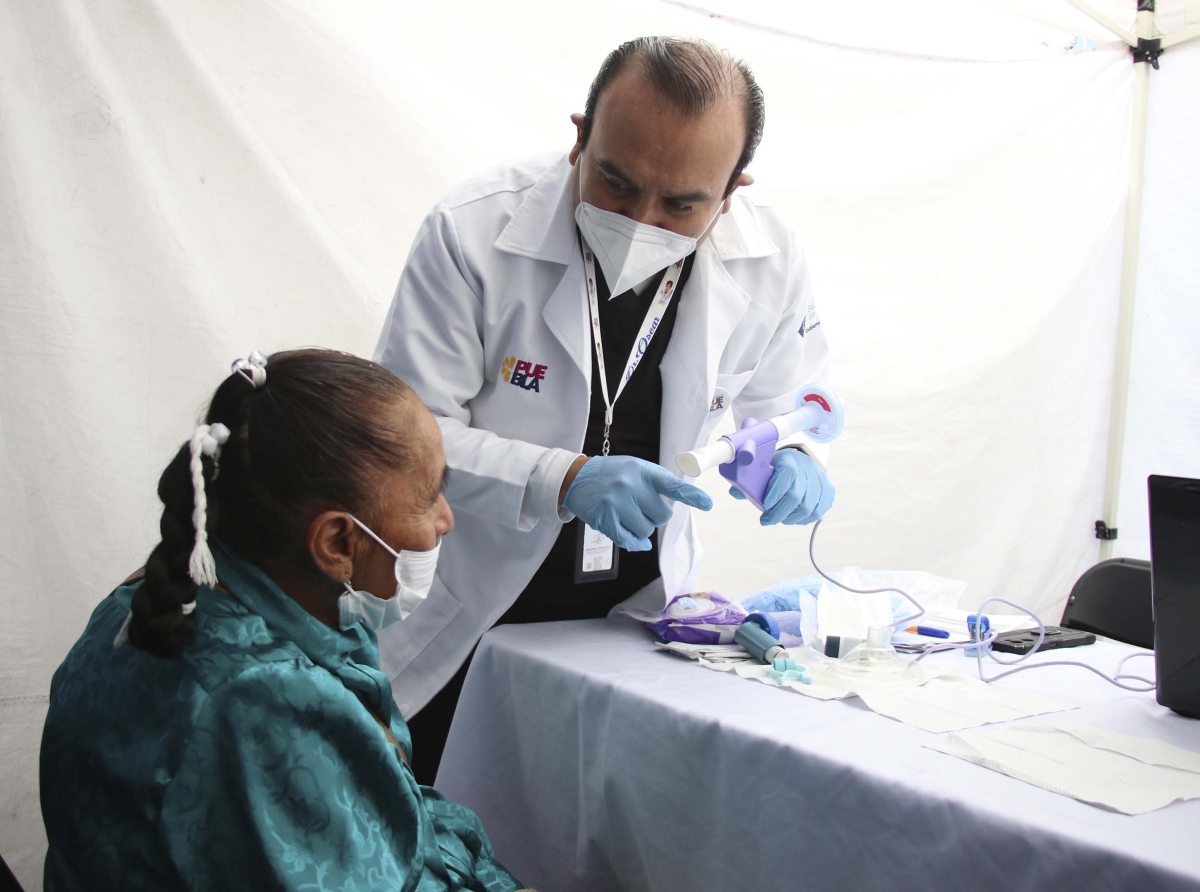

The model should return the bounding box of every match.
[576,247,684,583]
[575,521,619,583]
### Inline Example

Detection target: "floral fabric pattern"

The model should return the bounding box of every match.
[40,541,520,892]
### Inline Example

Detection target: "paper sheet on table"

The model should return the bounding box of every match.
[926,719,1200,815]
[702,658,1072,733]
[656,642,753,664]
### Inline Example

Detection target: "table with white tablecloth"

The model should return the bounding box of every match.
[436,617,1200,892]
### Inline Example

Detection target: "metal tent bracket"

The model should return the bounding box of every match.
[1133,36,1163,69]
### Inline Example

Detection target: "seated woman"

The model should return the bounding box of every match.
[40,349,527,891]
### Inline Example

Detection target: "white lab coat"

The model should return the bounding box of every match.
[374,152,830,716]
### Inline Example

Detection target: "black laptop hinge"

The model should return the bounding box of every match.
[1095,520,1118,540]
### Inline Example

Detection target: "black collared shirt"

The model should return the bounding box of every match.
[498,246,697,625]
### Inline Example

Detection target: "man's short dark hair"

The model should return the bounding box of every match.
[581,37,765,197]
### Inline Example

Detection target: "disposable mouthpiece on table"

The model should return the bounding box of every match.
[769,655,811,684]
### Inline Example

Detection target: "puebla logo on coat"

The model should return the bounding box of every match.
[501,356,547,392]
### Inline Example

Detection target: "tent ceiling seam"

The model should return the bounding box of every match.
[653,0,1121,64]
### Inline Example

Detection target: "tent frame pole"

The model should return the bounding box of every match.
[1097,3,1155,560]
[1066,0,1196,557]
[1067,1,1200,558]
[1065,0,1137,45]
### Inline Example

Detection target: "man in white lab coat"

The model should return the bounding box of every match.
[376,36,833,783]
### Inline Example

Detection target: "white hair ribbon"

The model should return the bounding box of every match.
[231,351,268,388]
[113,422,228,648]
[187,422,231,589]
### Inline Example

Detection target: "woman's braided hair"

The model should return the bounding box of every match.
[127,348,414,658]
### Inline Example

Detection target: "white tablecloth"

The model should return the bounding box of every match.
[436,618,1200,892]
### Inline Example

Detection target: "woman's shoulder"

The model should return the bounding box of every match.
[185,596,367,718]
[181,588,312,687]
[51,577,374,758]
[68,577,326,699]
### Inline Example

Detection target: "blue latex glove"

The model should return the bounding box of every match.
[740,574,825,613]
[564,455,713,552]
[729,448,835,526]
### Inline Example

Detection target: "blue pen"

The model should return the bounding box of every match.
[905,625,950,639]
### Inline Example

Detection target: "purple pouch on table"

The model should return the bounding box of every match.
[634,592,749,645]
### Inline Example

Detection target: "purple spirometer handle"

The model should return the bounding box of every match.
[716,385,844,509]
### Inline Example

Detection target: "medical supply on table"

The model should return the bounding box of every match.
[730,617,817,688]
[741,575,823,613]
[676,383,845,510]
[622,592,748,645]
[734,616,793,665]
[682,516,1154,726]
[907,626,950,639]
[837,624,909,675]
[910,609,1035,640]
[795,567,965,664]
[667,377,1157,699]
[926,719,1200,814]
[964,614,990,657]
[685,533,1082,729]
[769,657,812,685]
[804,521,1158,693]
[736,608,804,647]
[822,635,862,658]
[654,641,753,664]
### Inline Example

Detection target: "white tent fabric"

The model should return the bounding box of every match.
[1113,37,1200,558]
[1,0,1196,886]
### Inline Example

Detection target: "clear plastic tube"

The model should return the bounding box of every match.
[805,520,1157,693]
[807,520,925,631]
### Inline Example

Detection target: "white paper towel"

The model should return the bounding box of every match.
[702,658,1073,733]
[656,642,754,664]
[926,719,1200,815]
[857,674,1072,733]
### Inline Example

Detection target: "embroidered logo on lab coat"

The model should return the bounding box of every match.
[710,388,730,413]
[799,302,821,338]
[501,356,547,392]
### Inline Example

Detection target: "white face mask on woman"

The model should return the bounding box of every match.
[337,515,441,631]
[574,164,723,298]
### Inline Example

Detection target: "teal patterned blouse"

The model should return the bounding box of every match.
[40,541,521,892]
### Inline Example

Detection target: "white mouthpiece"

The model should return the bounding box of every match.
[677,438,736,477]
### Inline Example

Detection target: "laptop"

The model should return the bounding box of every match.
[1148,475,1200,719]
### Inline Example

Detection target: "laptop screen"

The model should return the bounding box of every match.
[1148,475,1200,718]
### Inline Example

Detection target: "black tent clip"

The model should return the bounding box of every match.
[1133,37,1163,69]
